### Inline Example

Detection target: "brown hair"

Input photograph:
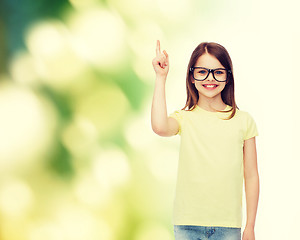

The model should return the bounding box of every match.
[181,42,238,120]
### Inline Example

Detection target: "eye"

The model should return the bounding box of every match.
[215,70,226,75]
[197,70,207,75]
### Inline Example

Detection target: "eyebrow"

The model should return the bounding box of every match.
[193,67,226,69]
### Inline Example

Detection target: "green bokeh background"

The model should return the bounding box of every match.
[0,1,184,239]
[0,0,300,239]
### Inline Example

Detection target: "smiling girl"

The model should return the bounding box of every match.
[151,40,259,240]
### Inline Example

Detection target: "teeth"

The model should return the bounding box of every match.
[203,85,217,87]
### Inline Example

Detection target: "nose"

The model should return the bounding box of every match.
[206,70,215,81]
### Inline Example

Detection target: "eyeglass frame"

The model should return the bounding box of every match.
[189,67,232,82]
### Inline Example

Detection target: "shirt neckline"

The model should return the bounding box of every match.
[195,104,231,114]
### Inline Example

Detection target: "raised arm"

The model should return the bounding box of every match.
[151,40,179,137]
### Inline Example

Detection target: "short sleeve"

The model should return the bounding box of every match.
[244,112,259,140]
[169,110,184,136]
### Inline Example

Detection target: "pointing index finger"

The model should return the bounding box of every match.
[156,40,161,56]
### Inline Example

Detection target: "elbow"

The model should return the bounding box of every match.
[152,125,167,137]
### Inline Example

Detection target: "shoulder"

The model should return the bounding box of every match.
[169,107,197,124]
[235,108,258,128]
[237,108,259,139]
[169,108,187,120]
[235,108,254,119]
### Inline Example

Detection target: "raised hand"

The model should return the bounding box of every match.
[152,40,169,78]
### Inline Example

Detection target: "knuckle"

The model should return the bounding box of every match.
[152,57,159,63]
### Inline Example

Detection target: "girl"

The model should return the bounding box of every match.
[151,40,259,240]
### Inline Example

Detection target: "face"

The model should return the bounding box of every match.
[191,53,227,100]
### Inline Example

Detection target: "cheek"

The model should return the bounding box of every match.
[194,81,202,87]
[219,83,226,90]
[194,82,202,90]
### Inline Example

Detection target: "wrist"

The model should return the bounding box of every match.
[155,75,167,82]
[245,223,255,229]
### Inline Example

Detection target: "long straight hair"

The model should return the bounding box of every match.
[181,42,238,120]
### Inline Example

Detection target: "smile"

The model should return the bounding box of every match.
[202,84,218,90]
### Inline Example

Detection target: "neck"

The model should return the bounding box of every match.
[197,96,226,112]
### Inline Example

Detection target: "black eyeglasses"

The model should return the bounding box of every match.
[190,67,231,82]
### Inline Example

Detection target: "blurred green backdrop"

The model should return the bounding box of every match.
[0,0,184,239]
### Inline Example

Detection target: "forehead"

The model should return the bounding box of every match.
[195,53,224,68]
